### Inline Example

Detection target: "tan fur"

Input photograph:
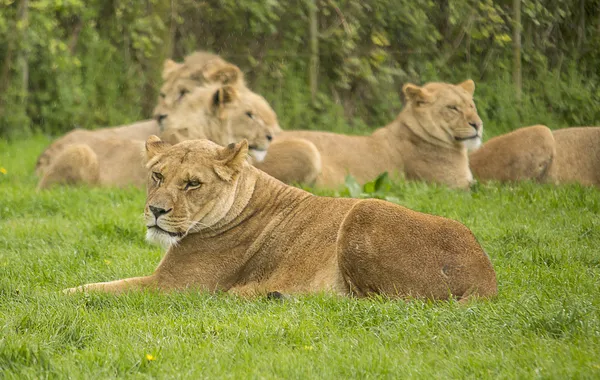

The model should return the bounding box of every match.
[468,125,600,187]
[37,84,279,189]
[254,137,322,184]
[273,80,483,189]
[546,127,600,186]
[65,137,497,301]
[469,125,556,182]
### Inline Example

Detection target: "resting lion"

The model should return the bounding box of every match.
[547,127,600,186]
[469,125,600,187]
[37,84,280,189]
[65,136,497,301]
[160,79,483,189]
[469,125,556,182]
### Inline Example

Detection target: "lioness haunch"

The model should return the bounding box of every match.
[65,137,497,301]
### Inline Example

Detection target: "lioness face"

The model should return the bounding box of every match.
[403,80,483,151]
[157,84,281,163]
[227,90,281,163]
[143,136,249,247]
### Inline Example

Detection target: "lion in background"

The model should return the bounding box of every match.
[65,136,497,301]
[37,84,280,189]
[469,125,600,187]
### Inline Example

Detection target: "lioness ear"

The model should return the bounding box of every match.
[403,83,432,106]
[145,135,172,161]
[162,59,181,80]
[214,140,249,181]
[457,79,475,95]
[212,85,238,111]
[204,63,243,85]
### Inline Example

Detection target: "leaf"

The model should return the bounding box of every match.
[344,175,362,198]
[371,31,390,47]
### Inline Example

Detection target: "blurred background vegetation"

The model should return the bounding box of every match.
[1,0,599,139]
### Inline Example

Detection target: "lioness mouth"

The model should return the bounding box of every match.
[455,134,479,142]
[147,225,183,237]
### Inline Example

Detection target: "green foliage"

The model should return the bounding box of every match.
[1,138,600,377]
[1,0,600,138]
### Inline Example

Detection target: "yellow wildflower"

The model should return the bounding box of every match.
[145,354,156,361]
[0,167,6,175]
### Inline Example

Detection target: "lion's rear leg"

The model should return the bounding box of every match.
[469,125,556,182]
[37,144,100,190]
[254,137,322,185]
[337,200,497,300]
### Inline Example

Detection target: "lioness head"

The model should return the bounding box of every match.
[153,52,244,124]
[158,83,281,163]
[402,79,483,151]
[144,136,251,247]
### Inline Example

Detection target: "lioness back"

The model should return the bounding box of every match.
[548,127,600,186]
[36,120,158,176]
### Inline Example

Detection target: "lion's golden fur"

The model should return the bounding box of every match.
[546,127,600,186]
[469,125,556,183]
[65,137,497,301]
[469,125,600,187]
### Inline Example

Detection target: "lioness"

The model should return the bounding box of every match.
[37,84,280,189]
[469,125,556,182]
[160,80,483,189]
[468,125,600,187]
[547,127,600,186]
[65,136,497,300]
[281,80,483,189]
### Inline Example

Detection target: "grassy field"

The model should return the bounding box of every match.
[1,136,599,379]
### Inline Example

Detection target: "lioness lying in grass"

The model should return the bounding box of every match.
[65,136,497,301]
[469,125,600,187]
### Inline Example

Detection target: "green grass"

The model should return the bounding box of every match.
[1,136,599,379]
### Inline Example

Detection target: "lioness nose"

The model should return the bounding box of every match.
[156,114,168,123]
[149,205,172,218]
[266,134,273,141]
[469,122,479,130]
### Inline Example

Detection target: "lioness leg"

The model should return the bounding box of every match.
[37,144,100,190]
[337,199,497,300]
[469,125,555,182]
[254,137,322,185]
[64,275,158,294]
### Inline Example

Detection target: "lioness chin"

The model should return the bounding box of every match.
[65,136,497,301]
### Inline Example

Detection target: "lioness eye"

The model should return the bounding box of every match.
[245,111,254,119]
[185,180,201,190]
[178,89,189,99]
[159,92,166,99]
[448,105,459,111]
[152,172,164,184]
